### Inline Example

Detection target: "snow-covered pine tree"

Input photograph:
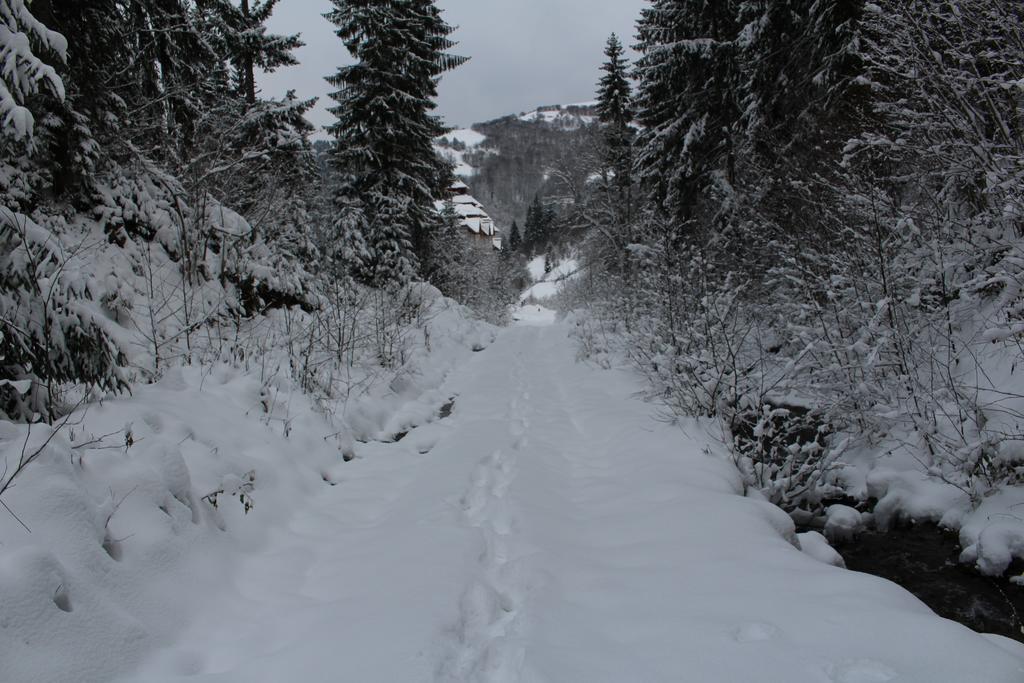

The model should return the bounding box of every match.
[187,0,315,219]
[587,32,636,273]
[404,0,468,276]
[0,211,129,420]
[428,199,472,298]
[325,0,465,287]
[737,0,864,171]
[633,0,740,230]
[199,0,302,104]
[541,204,557,250]
[595,33,633,212]
[325,0,419,285]
[124,0,221,164]
[0,0,67,143]
[0,2,126,420]
[28,0,125,198]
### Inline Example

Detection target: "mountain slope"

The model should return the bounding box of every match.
[435,103,602,229]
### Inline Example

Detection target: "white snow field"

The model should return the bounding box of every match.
[5,311,1023,682]
[520,256,580,303]
[109,310,1024,683]
[435,128,488,177]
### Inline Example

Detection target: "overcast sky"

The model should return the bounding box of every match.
[259,0,647,135]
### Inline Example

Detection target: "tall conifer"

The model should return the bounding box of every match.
[325,0,465,286]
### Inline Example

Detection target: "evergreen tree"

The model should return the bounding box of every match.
[739,0,864,162]
[730,0,867,274]
[0,1,127,419]
[633,0,740,229]
[521,195,559,255]
[325,0,465,286]
[595,32,633,211]
[186,0,317,236]
[428,200,471,295]
[522,196,543,252]
[127,0,221,163]
[588,32,636,272]
[541,204,557,247]
[400,0,468,274]
[30,0,123,197]
[0,0,67,143]
[507,220,521,253]
[199,0,302,104]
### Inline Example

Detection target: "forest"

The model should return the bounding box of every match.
[1,0,1024,681]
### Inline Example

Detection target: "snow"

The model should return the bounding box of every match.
[447,128,486,147]
[547,258,580,281]
[435,128,487,177]
[520,257,581,302]
[2,318,1018,682]
[511,304,557,326]
[448,157,476,177]
[0,292,495,683]
[959,488,1024,576]
[96,319,1022,681]
[526,255,547,281]
[824,504,867,543]
[0,0,68,140]
[518,102,598,128]
[798,531,847,568]
[521,279,561,301]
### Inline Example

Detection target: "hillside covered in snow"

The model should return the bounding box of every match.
[3,0,1024,680]
[433,102,604,229]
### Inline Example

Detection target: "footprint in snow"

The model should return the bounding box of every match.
[169,651,205,676]
[460,485,488,523]
[412,433,439,454]
[142,411,164,433]
[489,507,515,536]
[732,621,780,643]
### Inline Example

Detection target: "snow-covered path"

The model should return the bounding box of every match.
[123,314,1024,683]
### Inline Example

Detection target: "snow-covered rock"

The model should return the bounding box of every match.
[824,504,866,543]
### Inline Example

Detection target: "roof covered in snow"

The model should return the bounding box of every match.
[437,182,501,246]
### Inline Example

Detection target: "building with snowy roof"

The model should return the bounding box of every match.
[436,182,502,250]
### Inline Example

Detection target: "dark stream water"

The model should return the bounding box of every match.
[832,524,1024,643]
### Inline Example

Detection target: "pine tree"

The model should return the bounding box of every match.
[590,32,636,270]
[633,0,740,228]
[187,0,315,218]
[200,0,302,104]
[0,1,127,420]
[0,0,67,143]
[521,195,559,255]
[400,0,468,274]
[595,33,633,209]
[127,0,221,163]
[507,220,521,253]
[325,0,465,286]
[428,200,471,296]
[523,196,543,253]
[28,0,124,197]
[541,205,557,247]
[739,0,863,163]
